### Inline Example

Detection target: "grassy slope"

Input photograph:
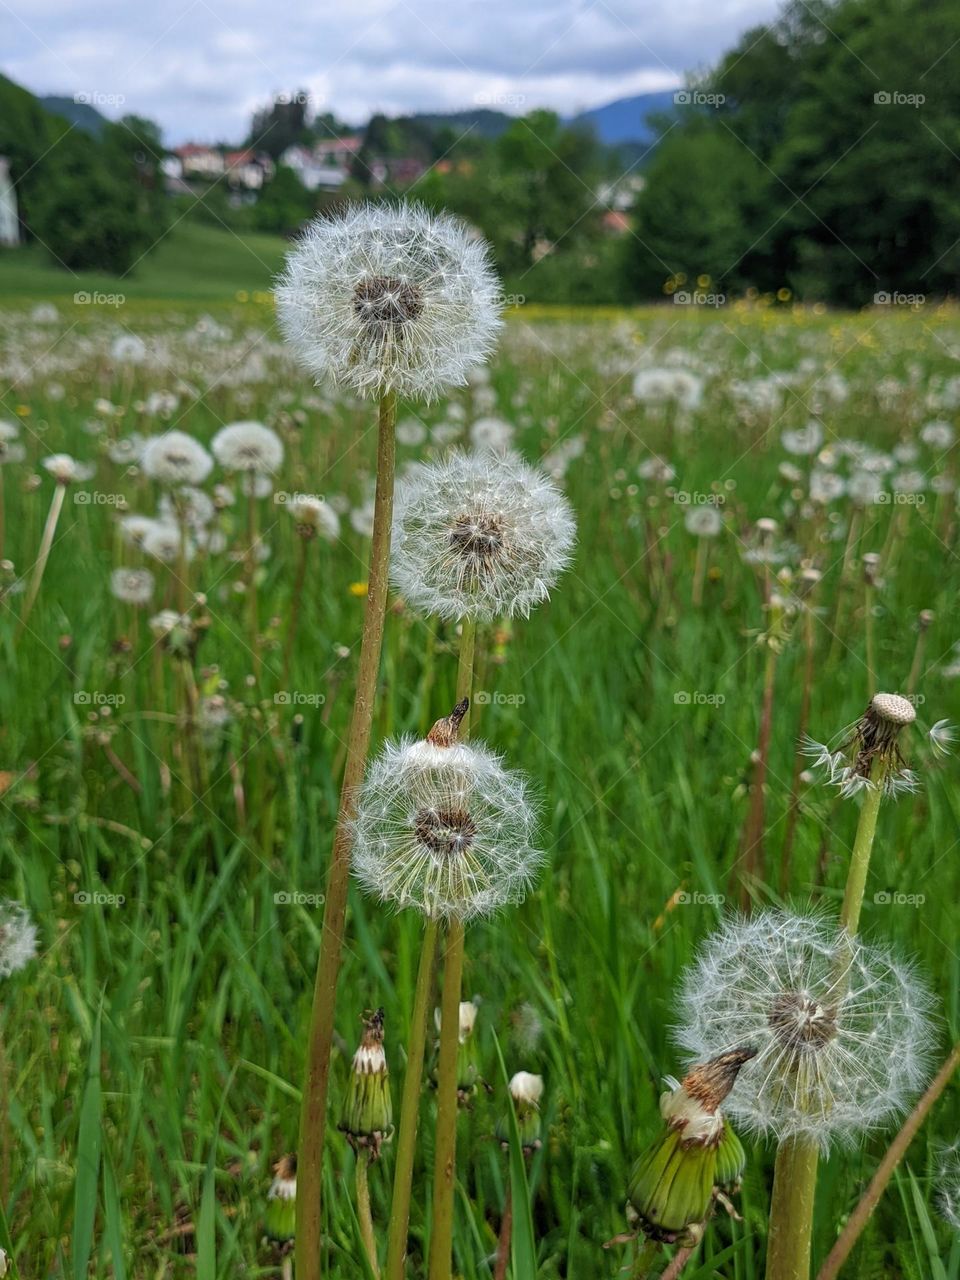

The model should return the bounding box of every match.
[0,221,290,301]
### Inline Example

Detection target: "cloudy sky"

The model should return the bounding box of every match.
[4,0,781,144]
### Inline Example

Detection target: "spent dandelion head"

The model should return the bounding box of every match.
[675,911,935,1151]
[287,494,340,541]
[338,1007,393,1157]
[276,201,502,402]
[391,450,576,621]
[110,567,155,607]
[141,432,213,486]
[212,421,284,475]
[351,700,541,921]
[804,691,949,798]
[42,454,95,485]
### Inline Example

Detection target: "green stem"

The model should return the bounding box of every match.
[765,1135,820,1280]
[18,481,66,634]
[283,536,310,689]
[864,584,875,698]
[247,484,261,681]
[427,615,477,1280]
[838,760,883,936]
[427,917,465,1280]
[295,389,397,1280]
[816,1043,960,1280]
[631,1237,661,1279]
[356,1153,381,1278]
[385,916,439,1280]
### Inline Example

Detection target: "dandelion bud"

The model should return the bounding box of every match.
[433,999,480,1097]
[713,1123,746,1193]
[497,1071,544,1154]
[628,1049,755,1245]
[338,1009,393,1157]
[264,1154,297,1251]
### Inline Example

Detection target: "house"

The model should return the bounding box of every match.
[175,144,225,178]
[314,135,362,169]
[0,157,19,246]
[224,149,274,190]
[280,145,348,192]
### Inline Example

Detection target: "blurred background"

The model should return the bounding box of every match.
[2,0,958,307]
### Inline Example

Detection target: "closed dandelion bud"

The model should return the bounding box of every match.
[433,999,480,1097]
[264,1154,297,1251]
[713,1122,746,1193]
[338,1009,393,1157]
[628,1048,755,1245]
[497,1071,544,1154]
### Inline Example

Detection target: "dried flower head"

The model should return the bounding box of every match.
[276,202,502,402]
[264,1153,297,1250]
[804,691,948,798]
[391,451,576,621]
[0,900,38,977]
[141,432,213,486]
[351,702,541,921]
[676,911,935,1150]
[212,421,284,474]
[110,567,155,607]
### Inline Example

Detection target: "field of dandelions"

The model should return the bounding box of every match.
[1,285,960,1280]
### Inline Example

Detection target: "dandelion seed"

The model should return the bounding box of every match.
[675,911,935,1150]
[276,202,502,402]
[391,450,576,621]
[141,432,213,486]
[212,421,284,474]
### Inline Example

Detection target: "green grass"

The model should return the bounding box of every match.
[0,299,958,1279]
[0,222,289,301]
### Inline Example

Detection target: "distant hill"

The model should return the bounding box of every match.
[569,91,677,145]
[39,95,108,137]
[408,108,514,139]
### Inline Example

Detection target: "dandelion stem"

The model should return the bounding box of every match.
[356,1152,381,1278]
[691,537,708,607]
[864,582,876,698]
[295,388,397,1280]
[765,1133,820,1280]
[838,758,883,936]
[18,480,66,634]
[427,615,477,1280]
[816,1042,960,1280]
[385,915,439,1280]
[630,1237,661,1279]
[780,605,816,893]
[493,1179,512,1280]
[739,639,778,905]
[247,484,261,680]
[283,536,310,688]
[428,917,465,1280]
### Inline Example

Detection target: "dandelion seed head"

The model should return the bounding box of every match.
[141,432,213,486]
[110,567,155,606]
[0,900,38,977]
[276,202,502,402]
[42,453,95,485]
[212,421,284,474]
[288,494,340,541]
[391,450,576,621]
[675,911,935,1150]
[351,735,541,921]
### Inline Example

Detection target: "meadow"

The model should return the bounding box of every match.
[0,289,959,1280]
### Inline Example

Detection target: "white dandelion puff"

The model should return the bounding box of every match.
[276,202,503,402]
[0,900,38,977]
[935,1141,960,1230]
[141,432,213,486]
[351,715,541,921]
[684,505,723,537]
[675,911,935,1151]
[143,522,194,564]
[42,454,95,485]
[470,416,515,454]
[288,494,340,541]
[110,567,155,606]
[211,421,284,474]
[391,450,576,621]
[0,422,25,466]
